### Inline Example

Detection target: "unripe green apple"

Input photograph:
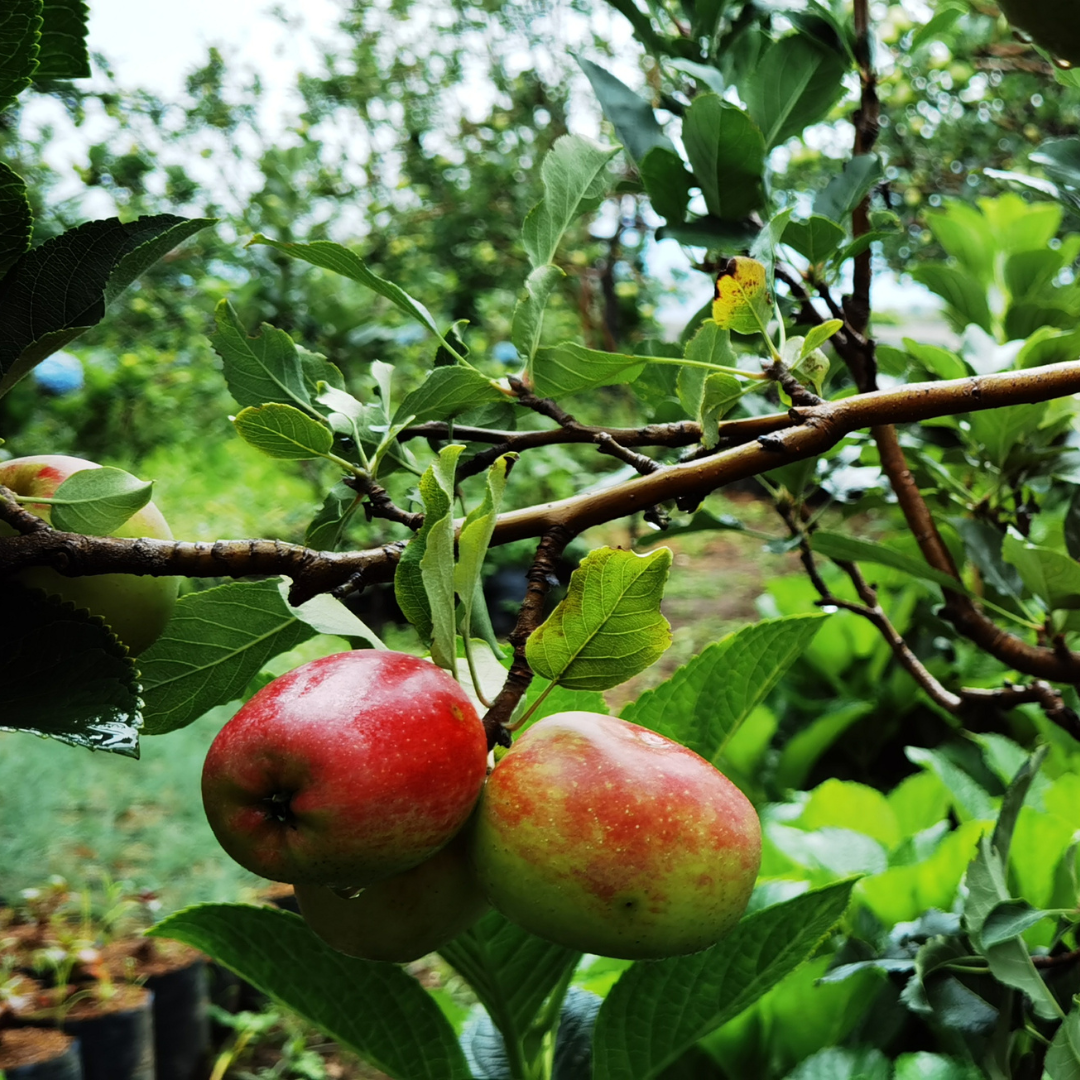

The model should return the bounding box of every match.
[294,830,489,962]
[202,650,490,888]
[0,454,177,654]
[995,0,1080,66]
[470,712,761,959]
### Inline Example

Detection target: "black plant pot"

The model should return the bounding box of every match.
[59,986,155,1080]
[0,1027,83,1079]
[144,957,210,1080]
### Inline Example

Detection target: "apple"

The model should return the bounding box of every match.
[0,454,178,654]
[201,650,490,888]
[469,711,761,959]
[294,829,489,962]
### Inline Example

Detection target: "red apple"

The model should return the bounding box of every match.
[469,711,761,959]
[294,829,489,962]
[0,454,177,654]
[201,650,489,888]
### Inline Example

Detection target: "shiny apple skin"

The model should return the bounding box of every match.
[470,711,762,959]
[201,650,489,888]
[294,830,489,962]
[0,454,177,654]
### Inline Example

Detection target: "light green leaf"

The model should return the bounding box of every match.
[1046,1003,1080,1080]
[578,57,673,164]
[910,264,993,334]
[810,530,973,597]
[439,910,580,1060]
[419,445,465,674]
[0,162,32,278]
[678,322,741,447]
[744,35,847,151]
[393,366,507,425]
[456,455,514,658]
[682,95,766,221]
[522,135,620,269]
[925,201,996,287]
[0,214,215,398]
[511,264,565,366]
[49,466,153,536]
[700,373,742,447]
[0,0,41,113]
[150,904,471,1080]
[967,402,1047,468]
[802,319,843,357]
[785,1047,890,1080]
[0,582,141,757]
[277,579,385,650]
[531,343,644,399]
[210,299,315,414]
[639,146,693,224]
[903,338,968,381]
[1003,533,1080,610]
[232,403,334,460]
[592,880,855,1080]
[138,579,319,735]
[980,899,1058,948]
[623,614,827,763]
[782,215,846,265]
[249,234,447,347]
[905,746,996,822]
[526,547,672,692]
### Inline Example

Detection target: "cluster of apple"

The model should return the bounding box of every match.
[201,649,762,962]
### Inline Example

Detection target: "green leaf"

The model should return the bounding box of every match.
[522,135,620,269]
[711,258,771,334]
[699,373,742,447]
[1046,1003,1080,1080]
[531,343,644,399]
[305,480,360,551]
[782,215,846,265]
[419,445,465,673]
[394,365,507,425]
[249,234,447,347]
[138,579,318,735]
[578,57,673,164]
[903,338,968,381]
[681,96,766,221]
[592,880,855,1080]
[0,0,41,113]
[980,899,1057,948]
[526,546,672,692]
[232,403,334,460]
[210,300,315,414]
[925,202,995,287]
[511,264,565,366]
[278,580,385,650]
[894,1053,983,1080]
[48,467,153,536]
[150,904,471,1080]
[0,582,142,757]
[905,746,996,822]
[1003,533,1080,610]
[813,155,882,223]
[639,147,693,224]
[35,0,89,79]
[456,455,514,654]
[439,910,580,1061]
[0,214,215,398]
[744,35,846,150]
[678,322,741,447]
[967,402,1046,468]
[785,1047,890,1080]
[802,319,843,357]
[910,264,993,334]
[775,700,876,790]
[0,163,32,278]
[810,530,973,597]
[622,614,827,763]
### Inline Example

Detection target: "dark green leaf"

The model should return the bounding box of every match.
[1046,1002,1080,1080]
[150,904,471,1080]
[1065,487,1080,561]
[813,155,882,223]
[639,147,692,224]
[909,264,993,334]
[394,366,507,425]
[305,480,360,551]
[785,1047,890,1080]
[0,582,141,757]
[1003,534,1080,610]
[531,343,644,399]
[592,881,855,1080]
[744,34,847,150]
[681,95,766,221]
[49,466,153,536]
[578,57,673,164]
[905,746,996,822]
[0,0,41,113]
[0,163,32,278]
[950,518,1023,599]
[232,403,334,460]
[782,215,845,265]
[440,910,580,1054]
[655,217,758,248]
[980,899,1057,948]
[0,214,215,398]
[967,402,1046,467]
[35,0,89,79]
[622,614,827,763]
[138,579,318,735]
[419,445,464,672]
